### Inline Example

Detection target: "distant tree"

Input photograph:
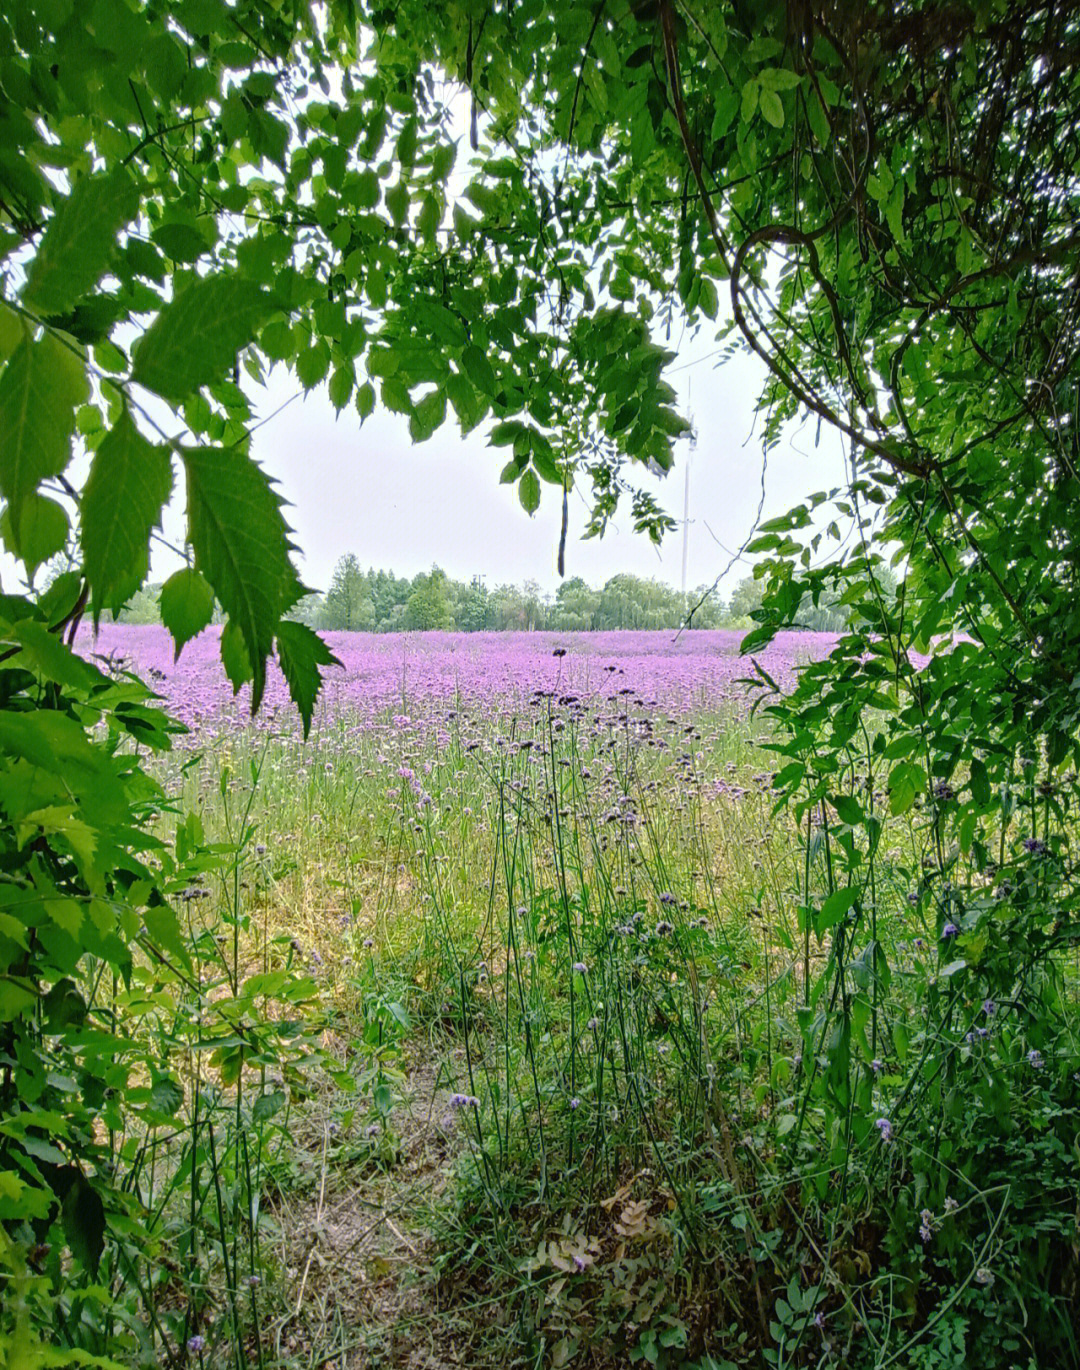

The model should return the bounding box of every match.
[549,576,599,630]
[404,567,453,630]
[457,577,491,632]
[285,592,325,628]
[727,576,766,624]
[122,584,165,625]
[686,586,726,628]
[322,555,374,631]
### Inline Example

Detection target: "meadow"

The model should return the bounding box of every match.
[52,625,1080,1369]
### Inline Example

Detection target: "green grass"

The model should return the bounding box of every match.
[122,692,1080,1369]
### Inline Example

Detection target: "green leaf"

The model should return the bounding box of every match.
[131,277,277,401]
[159,567,216,658]
[220,618,253,692]
[446,373,487,432]
[490,420,526,447]
[1,493,69,575]
[328,362,355,411]
[143,904,191,969]
[0,302,24,362]
[0,333,88,556]
[295,342,330,390]
[182,446,300,709]
[276,621,339,737]
[461,344,497,397]
[970,757,990,807]
[355,381,375,420]
[759,67,803,92]
[831,794,864,826]
[8,620,103,692]
[82,412,173,620]
[518,468,540,515]
[148,1074,184,1116]
[760,89,785,127]
[23,168,138,316]
[385,180,409,226]
[62,1174,105,1274]
[409,387,446,441]
[816,886,859,933]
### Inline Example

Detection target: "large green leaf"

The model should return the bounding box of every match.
[182,445,300,708]
[131,277,277,401]
[159,567,216,658]
[0,333,88,556]
[0,493,69,575]
[23,168,139,317]
[81,413,173,621]
[275,621,339,737]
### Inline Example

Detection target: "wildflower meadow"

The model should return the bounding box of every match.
[44,623,1078,1368]
[4,2,1080,1367]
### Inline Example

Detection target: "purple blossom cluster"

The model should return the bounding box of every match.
[74,625,836,734]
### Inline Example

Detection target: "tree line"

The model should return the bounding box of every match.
[112,555,876,634]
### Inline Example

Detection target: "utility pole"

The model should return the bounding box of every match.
[681,391,697,596]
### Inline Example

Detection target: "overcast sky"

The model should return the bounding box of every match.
[198,324,846,597]
[4,305,848,601]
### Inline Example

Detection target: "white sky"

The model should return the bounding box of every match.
[1,312,847,601]
[2,77,851,603]
[201,327,846,597]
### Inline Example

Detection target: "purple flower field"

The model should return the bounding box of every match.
[74,625,836,733]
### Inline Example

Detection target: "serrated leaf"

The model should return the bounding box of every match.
[221,618,253,692]
[82,412,172,620]
[182,446,300,709]
[295,343,329,390]
[0,333,88,555]
[276,621,339,737]
[518,467,540,515]
[131,277,276,401]
[328,362,355,411]
[409,387,446,441]
[24,168,138,316]
[0,493,69,574]
[159,567,216,658]
[490,420,526,447]
[446,372,487,432]
[355,380,375,420]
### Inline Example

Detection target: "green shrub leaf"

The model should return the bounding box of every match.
[82,413,173,621]
[23,168,139,316]
[182,446,301,709]
[131,277,277,401]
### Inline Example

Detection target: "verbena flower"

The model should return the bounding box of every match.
[187,1335,206,1353]
[874,1117,893,1142]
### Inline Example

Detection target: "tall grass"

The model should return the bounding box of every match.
[141,666,1080,1369]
